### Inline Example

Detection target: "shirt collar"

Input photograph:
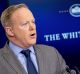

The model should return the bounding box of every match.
[9,42,35,55]
[28,46,35,54]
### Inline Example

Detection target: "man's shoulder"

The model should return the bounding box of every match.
[35,44,54,48]
[0,43,8,54]
[0,47,4,52]
[35,44,56,48]
[34,44,57,53]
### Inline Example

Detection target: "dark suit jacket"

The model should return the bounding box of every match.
[0,43,70,74]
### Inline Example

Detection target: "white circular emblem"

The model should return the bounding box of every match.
[69,4,80,17]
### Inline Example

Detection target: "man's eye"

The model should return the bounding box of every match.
[24,22,28,25]
[22,22,28,25]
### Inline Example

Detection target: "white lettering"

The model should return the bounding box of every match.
[62,33,69,39]
[44,34,60,41]
[44,31,80,42]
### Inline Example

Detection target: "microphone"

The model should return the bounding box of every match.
[66,66,76,74]
[74,66,80,74]
[66,66,71,73]
[70,70,76,74]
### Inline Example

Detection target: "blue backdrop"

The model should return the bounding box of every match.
[0,0,80,70]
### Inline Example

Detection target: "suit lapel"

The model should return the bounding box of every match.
[1,44,27,74]
[34,45,48,74]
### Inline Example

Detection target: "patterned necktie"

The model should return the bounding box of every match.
[21,49,38,74]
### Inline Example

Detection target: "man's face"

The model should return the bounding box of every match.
[9,7,37,48]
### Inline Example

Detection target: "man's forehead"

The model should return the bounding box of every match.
[12,7,31,15]
[11,7,34,18]
[10,7,35,24]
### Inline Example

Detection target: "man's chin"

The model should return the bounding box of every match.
[30,40,36,45]
[32,41,36,45]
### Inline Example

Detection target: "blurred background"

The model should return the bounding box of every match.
[0,0,80,70]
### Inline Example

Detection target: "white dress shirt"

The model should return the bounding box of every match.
[9,42,38,73]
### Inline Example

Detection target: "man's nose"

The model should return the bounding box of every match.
[29,23,36,31]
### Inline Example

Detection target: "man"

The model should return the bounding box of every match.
[0,4,75,74]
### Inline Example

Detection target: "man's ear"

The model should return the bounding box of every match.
[5,26,14,36]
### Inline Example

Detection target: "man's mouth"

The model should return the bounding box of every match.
[30,33,36,38]
[31,33,35,36]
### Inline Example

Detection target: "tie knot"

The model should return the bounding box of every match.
[21,49,31,57]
